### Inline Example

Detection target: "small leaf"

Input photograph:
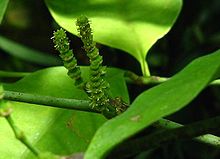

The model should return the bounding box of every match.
[0,66,129,159]
[85,50,220,159]
[0,0,8,24]
[45,0,182,76]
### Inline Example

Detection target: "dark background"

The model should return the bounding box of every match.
[0,0,220,158]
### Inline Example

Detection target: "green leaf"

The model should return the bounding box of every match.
[0,66,129,159]
[0,36,61,66]
[85,50,220,159]
[45,0,182,76]
[0,0,8,24]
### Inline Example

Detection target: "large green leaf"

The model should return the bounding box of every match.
[0,66,129,159]
[45,0,182,76]
[0,0,8,24]
[85,50,220,159]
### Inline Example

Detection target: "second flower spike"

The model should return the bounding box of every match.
[52,28,84,88]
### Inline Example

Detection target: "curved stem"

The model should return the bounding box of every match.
[3,91,96,113]
[152,118,220,147]
[6,115,40,156]
[125,70,168,85]
[140,60,151,77]
[125,71,220,85]
[0,71,30,78]
[149,116,220,147]
[112,116,220,158]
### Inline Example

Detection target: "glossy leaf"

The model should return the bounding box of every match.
[0,66,129,159]
[0,0,8,24]
[0,36,61,66]
[85,50,220,159]
[45,0,182,76]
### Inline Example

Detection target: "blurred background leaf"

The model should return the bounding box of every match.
[0,36,61,66]
[0,0,9,24]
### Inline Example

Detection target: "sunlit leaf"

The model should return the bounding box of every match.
[45,0,182,76]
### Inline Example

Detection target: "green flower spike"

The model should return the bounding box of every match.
[76,16,112,114]
[52,28,84,88]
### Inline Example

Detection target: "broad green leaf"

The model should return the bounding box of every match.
[0,36,61,66]
[45,0,182,76]
[85,50,220,159]
[0,66,129,159]
[0,0,8,24]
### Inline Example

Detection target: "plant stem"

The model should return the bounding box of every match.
[150,116,220,147]
[5,115,40,156]
[3,91,95,112]
[125,71,220,85]
[112,116,220,158]
[3,91,220,151]
[0,71,30,78]
[152,118,220,147]
[141,60,151,77]
[124,70,167,85]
